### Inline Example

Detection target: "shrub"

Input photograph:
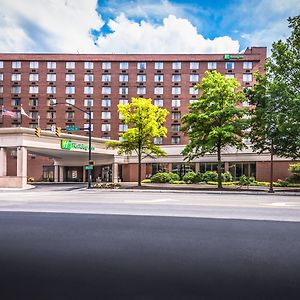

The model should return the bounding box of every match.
[150,172,180,183]
[170,180,186,184]
[288,163,300,174]
[221,171,233,182]
[142,179,152,183]
[275,180,289,187]
[202,171,218,182]
[169,172,180,181]
[239,175,255,186]
[92,183,121,189]
[183,171,198,183]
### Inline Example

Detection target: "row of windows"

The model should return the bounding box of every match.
[0,61,253,70]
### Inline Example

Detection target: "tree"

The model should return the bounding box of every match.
[181,71,249,189]
[106,97,168,186]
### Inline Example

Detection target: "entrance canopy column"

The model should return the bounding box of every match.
[17,146,28,188]
[0,148,7,176]
[112,162,119,183]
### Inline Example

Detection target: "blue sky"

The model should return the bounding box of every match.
[0,0,298,54]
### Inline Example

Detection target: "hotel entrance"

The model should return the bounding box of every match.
[64,166,84,182]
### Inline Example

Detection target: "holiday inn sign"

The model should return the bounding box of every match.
[60,139,95,151]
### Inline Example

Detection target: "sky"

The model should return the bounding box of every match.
[0,0,299,55]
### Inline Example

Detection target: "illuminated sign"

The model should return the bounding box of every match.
[224,54,243,60]
[60,139,95,151]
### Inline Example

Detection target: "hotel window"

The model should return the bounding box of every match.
[84,62,94,69]
[190,74,199,82]
[243,74,253,82]
[154,87,164,95]
[172,124,180,132]
[66,62,75,69]
[84,112,93,119]
[225,74,235,79]
[101,99,111,107]
[155,62,164,70]
[119,99,128,105]
[137,74,146,82]
[47,74,56,81]
[84,74,94,82]
[66,74,75,81]
[172,112,181,120]
[102,124,111,132]
[29,74,39,81]
[102,74,111,82]
[65,111,75,120]
[0,87,3,93]
[120,62,129,70]
[11,74,21,81]
[11,98,21,106]
[137,62,146,70]
[225,62,235,70]
[11,86,21,93]
[208,62,217,70]
[189,87,198,95]
[29,99,38,106]
[84,86,94,94]
[102,87,111,94]
[119,87,128,95]
[102,62,111,69]
[48,98,57,105]
[154,74,164,82]
[101,111,111,119]
[65,86,75,94]
[29,86,38,94]
[47,86,56,94]
[12,61,21,68]
[172,99,181,107]
[153,99,164,107]
[47,111,56,119]
[243,61,253,69]
[0,74,3,80]
[172,75,181,82]
[153,137,163,145]
[0,61,3,68]
[119,74,128,82]
[190,62,199,69]
[137,87,146,94]
[172,62,181,70]
[30,111,39,119]
[47,62,56,69]
[30,61,39,69]
[119,112,124,119]
[172,87,181,95]
[84,123,94,131]
[84,99,94,107]
[119,124,128,132]
[171,136,181,144]
[66,98,75,106]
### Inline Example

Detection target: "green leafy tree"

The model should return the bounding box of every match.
[181,71,249,189]
[106,97,168,186]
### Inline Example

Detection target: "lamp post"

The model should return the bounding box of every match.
[51,102,93,189]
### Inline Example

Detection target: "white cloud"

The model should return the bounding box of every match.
[96,14,240,54]
[0,0,101,53]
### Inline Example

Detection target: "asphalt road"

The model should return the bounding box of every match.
[0,212,300,300]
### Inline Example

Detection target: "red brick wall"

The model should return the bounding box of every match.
[256,161,293,182]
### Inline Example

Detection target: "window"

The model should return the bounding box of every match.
[47,62,56,69]
[137,87,146,94]
[172,112,181,120]
[119,87,128,95]
[137,62,146,70]
[189,99,198,104]
[172,124,180,132]
[84,123,93,131]
[30,61,39,69]
[101,111,111,119]
[0,87,3,93]
[66,74,75,81]
[189,87,198,95]
[84,74,94,82]
[29,86,38,94]
[47,86,56,94]
[102,87,111,94]
[190,74,199,82]
[137,74,146,82]
[11,86,21,93]
[102,62,111,69]
[11,74,21,81]
[66,98,75,106]
[119,74,128,82]
[29,74,39,81]
[102,124,111,132]
[154,87,163,95]
[172,75,181,82]
[101,99,111,107]
[172,62,181,69]
[12,61,21,68]
[225,62,235,70]
[190,62,199,69]
[47,111,56,119]
[153,99,164,107]
[171,136,181,144]
[84,99,94,107]
[84,112,93,119]
[48,98,57,105]
[65,86,75,94]
[243,61,253,69]
[153,137,163,145]
[154,74,164,82]
[155,62,164,70]
[200,162,224,173]
[119,124,128,132]
[172,99,181,107]
[0,61,3,68]
[66,62,75,69]
[229,162,256,179]
[120,62,129,69]
[11,98,21,106]
[208,62,217,69]
[102,74,111,82]
[243,74,253,82]
[29,99,38,106]
[0,74,3,80]
[172,87,181,95]
[30,111,39,119]
[47,74,56,81]
[225,74,235,79]
[84,86,93,94]
[65,111,75,119]
[119,112,124,120]
[84,62,94,69]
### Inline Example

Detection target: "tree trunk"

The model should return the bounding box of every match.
[138,149,142,187]
[217,144,222,190]
[269,141,274,193]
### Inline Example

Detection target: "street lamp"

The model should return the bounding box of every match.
[51,102,93,189]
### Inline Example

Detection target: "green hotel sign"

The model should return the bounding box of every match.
[60,139,95,151]
[224,54,243,60]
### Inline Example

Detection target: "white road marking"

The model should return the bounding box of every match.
[124,198,177,204]
[261,202,298,207]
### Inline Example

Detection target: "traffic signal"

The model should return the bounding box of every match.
[56,127,61,137]
[89,160,95,165]
[35,127,41,138]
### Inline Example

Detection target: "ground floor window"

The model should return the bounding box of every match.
[172,163,195,178]
[42,165,54,182]
[65,167,83,182]
[151,163,169,175]
[200,162,224,173]
[229,162,256,179]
